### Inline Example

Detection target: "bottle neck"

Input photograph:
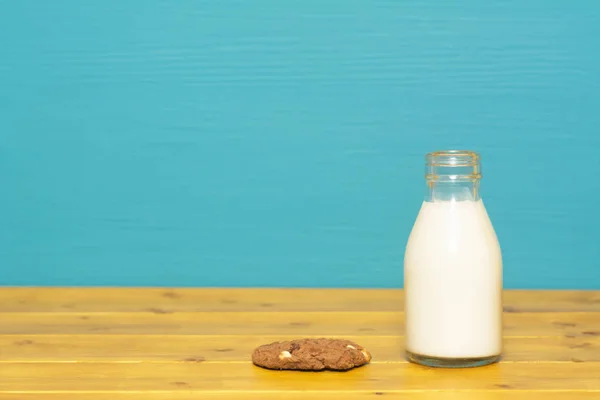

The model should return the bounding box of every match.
[424,150,482,202]
[426,178,481,202]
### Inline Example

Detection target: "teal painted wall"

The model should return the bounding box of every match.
[1,1,599,288]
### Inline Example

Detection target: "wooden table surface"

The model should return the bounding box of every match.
[0,288,599,399]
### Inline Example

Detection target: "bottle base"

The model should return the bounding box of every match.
[406,350,501,368]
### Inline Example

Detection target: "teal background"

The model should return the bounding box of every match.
[1,1,599,288]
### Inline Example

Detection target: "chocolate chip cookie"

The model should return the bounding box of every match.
[252,338,372,371]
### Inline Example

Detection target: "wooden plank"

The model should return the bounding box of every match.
[0,288,400,312]
[1,334,599,363]
[0,363,599,391]
[0,392,599,400]
[1,288,599,313]
[1,311,599,337]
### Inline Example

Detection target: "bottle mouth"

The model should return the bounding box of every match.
[426,150,480,167]
[425,150,481,181]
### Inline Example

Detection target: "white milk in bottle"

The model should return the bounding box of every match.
[404,150,503,368]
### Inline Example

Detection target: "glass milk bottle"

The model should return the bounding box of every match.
[404,150,503,368]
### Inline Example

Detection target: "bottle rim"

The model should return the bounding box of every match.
[426,150,480,167]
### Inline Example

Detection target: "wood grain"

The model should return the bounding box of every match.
[1,394,599,400]
[1,311,598,337]
[2,288,599,312]
[1,362,599,391]
[1,288,599,398]
[1,334,599,362]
